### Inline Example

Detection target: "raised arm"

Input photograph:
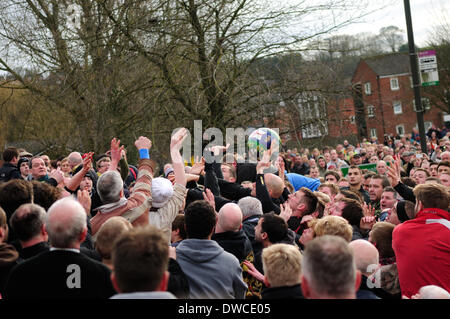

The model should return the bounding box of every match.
[170,128,188,187]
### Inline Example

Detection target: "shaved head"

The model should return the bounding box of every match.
[348,239,379,276]
[216,203,243,233]
[264,173,284,198]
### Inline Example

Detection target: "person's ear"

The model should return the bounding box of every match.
[301,275,310,299]
[263,276,271,288]
[157,271,170,291]
[79,227,87,244]
[355,269,362,292]
[111,272,121,293]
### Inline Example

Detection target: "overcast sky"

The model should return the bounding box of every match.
[337,0,450,47]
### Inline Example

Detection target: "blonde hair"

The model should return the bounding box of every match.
[262,243,302,288]
[313,215,353,242]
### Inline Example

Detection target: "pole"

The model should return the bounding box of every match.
[403,0,427,154]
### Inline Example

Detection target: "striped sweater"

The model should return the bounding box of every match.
[90,159,154,237]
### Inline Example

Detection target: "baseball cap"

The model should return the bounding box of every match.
[151,177,174,208]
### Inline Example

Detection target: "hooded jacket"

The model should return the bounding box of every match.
[176,239,247,299]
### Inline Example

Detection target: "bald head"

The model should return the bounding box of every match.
[68,152,82,169]
[46,197,87,249]
[264,173,284,199]
[348,239,379,276]
[215,203,243,234]
[417,285,450,299]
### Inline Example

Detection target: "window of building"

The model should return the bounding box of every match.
[390,77,399,91]
[393,101,402,114]
[413,98,431,112]
[370,128,377,139]
[396,124,405,136]
[367,105,375,117]
[364,82,371,95]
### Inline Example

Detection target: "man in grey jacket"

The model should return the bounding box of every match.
[176,200,247,299]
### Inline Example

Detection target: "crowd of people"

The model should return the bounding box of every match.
[0,124,449,300]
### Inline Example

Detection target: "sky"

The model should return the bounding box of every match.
[337,0,450,47]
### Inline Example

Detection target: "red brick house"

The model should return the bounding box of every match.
[351,52,443,140]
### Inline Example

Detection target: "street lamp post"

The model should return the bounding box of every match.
[404,0,427,154]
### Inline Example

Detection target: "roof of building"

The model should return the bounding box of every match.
[364,52,411,76]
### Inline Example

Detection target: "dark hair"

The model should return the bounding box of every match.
[261,212,288,244]
[339,189,363,203]
[31,181,62,211]
[0,179,33,217]
[371,174,390,188]
[299,187,318,215]
[10,203,46,242]
[2,147,19,162]
[184,200,216,239]
[171,214,187,240]
[401,177,416,188]
[340,198,363,226]
[324,171,340,182]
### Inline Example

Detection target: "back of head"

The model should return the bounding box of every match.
[46,197,87,248]
[2,147,19,162]
[340,198,363,227]
[217,203,243,233]
[112,226,168,293]
[31,181,62,211]
[418,285,450,299]
[237,196,262,220]
[413,183,450,210]
[0,179,33,217]
[369,222,395,258]
[171,214,187,240]
[261,213,288,244]
[97,171,123,204]
[313,215,353,242]
[302,235,357,299]
[10,203,46,242]
[262,243,302,288]
[184,200,217,239]
[96,216,133,261]
[264,173,284,198]
[348,239,379,276]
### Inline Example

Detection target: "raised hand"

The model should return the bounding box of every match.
[77,189,91,216]
[202,188,216,212]
[135,136,152,150]
[190,156,205,176]
[279,203,292,222]
[386,155,401,187]
[170,128,188,152]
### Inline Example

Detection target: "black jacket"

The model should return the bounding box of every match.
[261,283,304,299]
[0,163,21,183]
[212,230,253,263]
[4,250,116,299]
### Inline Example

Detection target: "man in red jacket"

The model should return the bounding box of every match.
[392,183,450,298]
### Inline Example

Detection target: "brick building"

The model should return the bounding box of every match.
[351,52,444,141]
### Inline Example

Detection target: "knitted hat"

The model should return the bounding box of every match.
[396,201,410,222]
[151,177,174,208]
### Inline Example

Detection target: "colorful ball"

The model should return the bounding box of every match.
[247,128,280,153]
